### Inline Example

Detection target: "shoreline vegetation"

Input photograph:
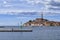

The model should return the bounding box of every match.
[23,18,60,27]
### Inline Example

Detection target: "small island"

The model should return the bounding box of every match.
[23,18,60,26]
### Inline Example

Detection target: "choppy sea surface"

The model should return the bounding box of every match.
[0,26,60,40]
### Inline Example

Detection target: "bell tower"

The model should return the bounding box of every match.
[40,12,44,26]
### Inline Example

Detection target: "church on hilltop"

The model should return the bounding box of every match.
[23,13,60,26]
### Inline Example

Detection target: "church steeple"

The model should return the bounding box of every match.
[41,12,44,26]
[41,12,43,20]
[41,13,43,19]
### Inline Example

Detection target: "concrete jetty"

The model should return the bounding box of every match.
[0,28,32,32]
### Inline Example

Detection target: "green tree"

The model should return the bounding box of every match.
[29,20,32,22]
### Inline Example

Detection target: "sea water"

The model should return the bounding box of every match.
[0,26,60,40]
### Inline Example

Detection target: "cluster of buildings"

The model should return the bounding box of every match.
[23,18,60,26]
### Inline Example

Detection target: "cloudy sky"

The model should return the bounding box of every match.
[0,0,60,26]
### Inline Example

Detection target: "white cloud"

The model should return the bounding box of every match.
[0,9,60,15]
[25,0,52,13]
[0,0,60,15]
[26,0,51,5]
[3,1,7,4]
[44,10,60,13]
[4,4,13,7]
[49,5,60,8]
[0,9,41,15]
[26,0,41,5]
[54,0,60,2]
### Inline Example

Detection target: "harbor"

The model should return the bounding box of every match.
[0,27,59,40]
[0,28,32,32]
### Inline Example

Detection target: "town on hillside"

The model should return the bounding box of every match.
[23,18,60,26]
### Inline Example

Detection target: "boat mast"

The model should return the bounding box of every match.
[20,21,22,29]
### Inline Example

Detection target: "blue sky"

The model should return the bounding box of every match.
[0,0,60,26]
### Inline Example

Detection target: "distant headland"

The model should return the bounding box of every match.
[23,18,60,26]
